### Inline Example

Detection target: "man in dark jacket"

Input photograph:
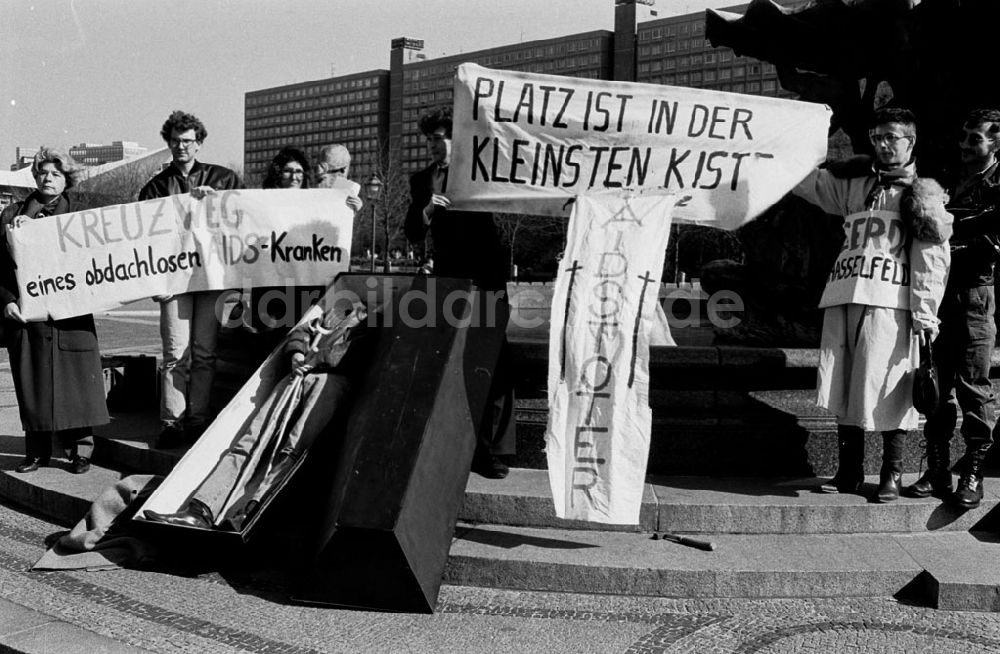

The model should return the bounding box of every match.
[906,108,1000,508]
[139,110,242,449]
[404,106,512,479]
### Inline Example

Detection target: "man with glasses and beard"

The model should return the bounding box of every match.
[905,109,1000,508]
[140,110,242,449]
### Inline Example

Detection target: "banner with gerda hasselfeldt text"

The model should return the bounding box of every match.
[8,189,354,321]
[450,63,831,229]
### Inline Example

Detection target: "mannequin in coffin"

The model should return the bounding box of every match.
[144,302,373,531]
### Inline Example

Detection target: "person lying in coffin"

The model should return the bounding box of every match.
[144,301,374,531]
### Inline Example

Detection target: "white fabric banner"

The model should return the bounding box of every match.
[8,189,354,320]
[818,209,910,310]
[450,63,831,230]
[546,194,675,524]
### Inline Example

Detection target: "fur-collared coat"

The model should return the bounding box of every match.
[0,193,109,432]
[795,165,952,431]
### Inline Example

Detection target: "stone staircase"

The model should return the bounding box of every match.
[1,418,999,611]
[1,309,999,611]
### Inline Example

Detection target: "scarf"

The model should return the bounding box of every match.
[865,162,916,210]
[20,192,69,220]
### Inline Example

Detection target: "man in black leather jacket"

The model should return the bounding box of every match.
[139,110,242,449]
[906,108,1000,508]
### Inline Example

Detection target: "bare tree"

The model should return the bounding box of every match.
[352,138,412,270]
[493,211,567,279]
[73,157,167,208]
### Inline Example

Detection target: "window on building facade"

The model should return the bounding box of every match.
[665,58,676,69]
[733,66,745,77]
[748,81,761,92]
[704,70,716,82]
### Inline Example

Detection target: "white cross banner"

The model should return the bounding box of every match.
[450,63,830,229]
[546,194,675,524]
[7,189,355,320]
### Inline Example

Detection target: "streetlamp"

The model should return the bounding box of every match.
[364,173,382,273]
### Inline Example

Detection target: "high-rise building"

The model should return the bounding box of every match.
[10,146,38,171]
[243,2,802,179]
[244,70,391,183]
[68,141,148,166]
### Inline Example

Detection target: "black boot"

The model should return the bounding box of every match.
[820,425,864,493]
[904,438,952,498]
[876,430,905,503]
[953,443,990,509]
[144,499,214,529]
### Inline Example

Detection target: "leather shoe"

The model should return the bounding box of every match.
[818,473,863,494]
[155,425,185,449]
[472,452,509,479]
[15,456,49,474]
[903,469,952,498]
[877,470,902,503]
[143,499,214,529]
[69,456,90,475]
[953,474,984,509]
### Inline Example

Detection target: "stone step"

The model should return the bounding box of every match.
[4,436,999,611]
[464,469,1000,535]
[444,523,1000,609]
[17,427,1000,538]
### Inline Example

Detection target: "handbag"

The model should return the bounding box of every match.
[912,337,940,416]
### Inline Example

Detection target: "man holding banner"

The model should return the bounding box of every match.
[794,108,952,502]
[404,106,513,479]
[139,110,242,449]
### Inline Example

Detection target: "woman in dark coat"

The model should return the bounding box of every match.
[0,147,109,474]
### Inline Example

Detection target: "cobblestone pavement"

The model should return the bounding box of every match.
[1,500,1000,654]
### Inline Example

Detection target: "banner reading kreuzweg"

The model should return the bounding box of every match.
[450,63,831,229]
[8,189,354,320]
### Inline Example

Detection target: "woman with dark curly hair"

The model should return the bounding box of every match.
[245,146,319,341]
[261,146,311,190]
[0,148,109,474]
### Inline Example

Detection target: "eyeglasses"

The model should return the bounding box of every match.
[169,138,199,148]
[281,167,305,177]
[868,132,912,147]
[959,132,994,146]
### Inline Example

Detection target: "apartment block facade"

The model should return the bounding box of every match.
[243,2,800,181]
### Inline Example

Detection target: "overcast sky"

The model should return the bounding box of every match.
[0,0,737,170]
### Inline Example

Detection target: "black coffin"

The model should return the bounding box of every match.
[292,275,508,612]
